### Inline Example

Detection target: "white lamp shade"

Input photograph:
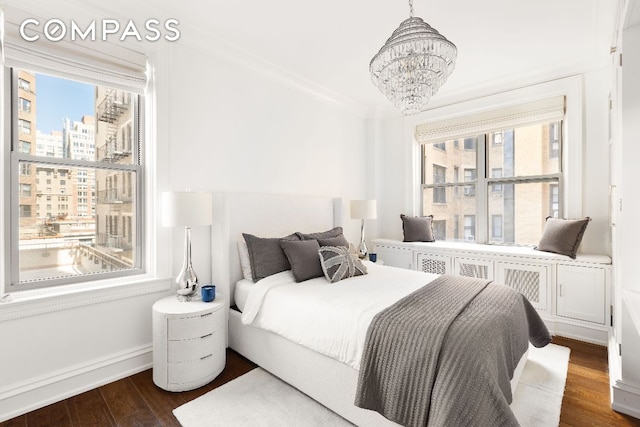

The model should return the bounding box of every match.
[162,191,213,227]
[350,199,377,220]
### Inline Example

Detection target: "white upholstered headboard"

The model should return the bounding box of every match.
[211,192,342,307]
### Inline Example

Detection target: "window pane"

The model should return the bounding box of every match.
[18,162,137,283]
[422,185,476,242]
[20,72,136,165]
[487,181,559,246]
[487,122,561,178]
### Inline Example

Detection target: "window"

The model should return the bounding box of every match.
[18,78,30,91]
[19,97,31,113]
[491,215,503,241]
[433,142,446,151]
[19,141,31,154]
[491,168,503,192]
[549,184,559,218]
[464,216,476,242]
[417,96,565,246]
[20,184,32,197]
[432,165,447,203]
[492,132,503,146]
[19,205,32,218]
[9,70,145,290]
[18,119,31,134]
[549,122,560,159]
[433,220,446,240]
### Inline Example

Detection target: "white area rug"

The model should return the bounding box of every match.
[174,343,570,427]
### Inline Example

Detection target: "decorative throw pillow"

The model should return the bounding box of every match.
[237,238,253,281]
[317,234,349,248]
[280,239,324,282]
[400,214,435,242]
[318,246,368,283]
[242,232,300,282]
[535,217,591,259]
[297,227,344,241]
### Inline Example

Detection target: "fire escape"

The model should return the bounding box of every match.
[96,89,130,162]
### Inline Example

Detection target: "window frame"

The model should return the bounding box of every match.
[8,69,146,290]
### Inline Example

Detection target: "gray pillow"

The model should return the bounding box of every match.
[318,246,367,283]
[242,233,300,281]
[535,217,591,259]
[280,239,324,282]
[297,227,343,241]
[317,234,349,248]
[400,214,435,242]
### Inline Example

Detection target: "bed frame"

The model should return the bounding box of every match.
[211,192,526,426]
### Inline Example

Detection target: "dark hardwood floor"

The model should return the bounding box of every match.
[2,338,639,426]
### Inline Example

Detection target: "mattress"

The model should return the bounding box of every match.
[234,278,254,312]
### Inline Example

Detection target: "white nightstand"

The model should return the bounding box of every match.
[152,294,226,392]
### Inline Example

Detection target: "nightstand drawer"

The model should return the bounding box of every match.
[168,310,222,340]
[167,347,225,385]
[168,331,223,362]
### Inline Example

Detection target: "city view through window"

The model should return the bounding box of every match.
[16,70,139,285]
[421,122,561,246]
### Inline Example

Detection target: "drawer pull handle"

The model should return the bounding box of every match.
[200,353,213,360]
[200,333,213,339]
[201,312,213,317]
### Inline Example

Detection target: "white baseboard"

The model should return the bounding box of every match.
[541,315,609,346]
[608,337,640,420]
[0,344,153,423]
[611,380,640,419]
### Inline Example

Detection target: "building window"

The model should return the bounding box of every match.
[549,183,559,218]
[19,97,31,113]
[432,165,447,204]
[19,140,31,154]
[464,215,476,242]
[19,205,32,218]
[18,78,30,91]
[464,138,476,150]
[433,142,446,151]
[491,168,503,192]
[20,184,32,197]
[421,121,562,246]
[549,122,560,159]
[463,168,476,197]
[18,119,31,134]
[492,132,503,146]
[491,215,503,241]
[433,220,446,240]
[9,70,144,290]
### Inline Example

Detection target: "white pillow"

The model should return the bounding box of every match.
[237,237,253,281]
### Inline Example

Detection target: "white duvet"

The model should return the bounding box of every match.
[241,262,439,369]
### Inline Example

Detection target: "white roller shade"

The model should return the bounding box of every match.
[415,96,565,144]
[1,6,147,93]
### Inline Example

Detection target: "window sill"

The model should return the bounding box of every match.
[0,275,172,322]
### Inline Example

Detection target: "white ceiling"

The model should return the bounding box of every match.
[29,0,621,117]
[172,0,618,117]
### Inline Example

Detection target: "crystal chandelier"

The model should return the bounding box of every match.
[370,0,457,115]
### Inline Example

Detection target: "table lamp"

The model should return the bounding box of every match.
[162,191,213,301]
[350,199,377,259]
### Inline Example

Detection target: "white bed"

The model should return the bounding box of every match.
[211,192,529,426]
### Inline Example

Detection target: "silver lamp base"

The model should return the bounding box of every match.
[176,226,199,301]
[357,219,368,259]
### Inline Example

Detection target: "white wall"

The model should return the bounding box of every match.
[163,37,368,285]
[372,72,613,257]
[0,5,368,422]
